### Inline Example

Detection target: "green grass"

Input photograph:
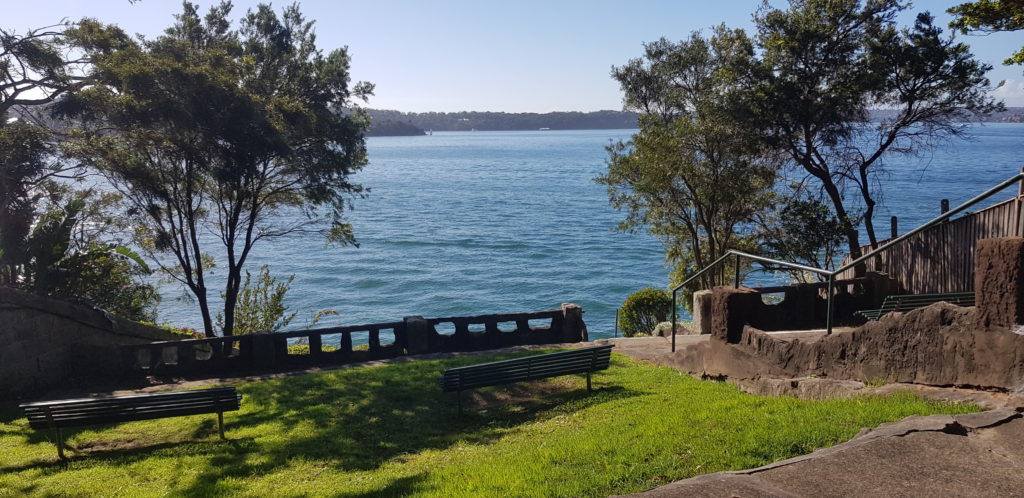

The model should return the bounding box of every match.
[0,352,977,497]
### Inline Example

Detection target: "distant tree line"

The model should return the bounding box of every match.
[365,119,426,136]
[365,109,639,132]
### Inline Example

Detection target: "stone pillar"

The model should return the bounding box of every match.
[403,316,433,355]
[692,290,713,335]
[711,286,761,344]
[975,237,1024,329]
[249,332,277,369]
[560,303,587,342]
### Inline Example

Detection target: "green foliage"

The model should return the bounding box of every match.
[0,353,977,496]
[599,29,776,297]
[949,0,1024,65]
[62,2,372,336]
[216,264,296,335]
[0,122,56,285]
[757,193,850,281]
[286,343,340,355]
[619,287,673,337]
[0,19,127,117]
[748,0,1000,261]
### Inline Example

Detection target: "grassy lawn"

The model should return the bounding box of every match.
[0,352,977,497]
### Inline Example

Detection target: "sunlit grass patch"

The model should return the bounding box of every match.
[0,352,977,496]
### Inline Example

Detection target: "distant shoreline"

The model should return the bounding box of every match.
[364,108,1024,136]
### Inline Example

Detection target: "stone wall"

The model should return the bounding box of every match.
[0,287,180,400]
[121,303,589,377]
[667,238,1024,391]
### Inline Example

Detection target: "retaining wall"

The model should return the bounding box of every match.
[669,237,1024,391]
[0,287,179,400]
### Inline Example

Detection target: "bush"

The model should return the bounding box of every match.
[217,264,296,335]
[619,287,673,337]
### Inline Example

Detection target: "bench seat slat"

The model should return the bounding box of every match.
[439,345,613,393]
[20,388,241,431]
[26,404,241,429]
[856,292,975,321]
[23,395,241,413]
[19,387,239,408]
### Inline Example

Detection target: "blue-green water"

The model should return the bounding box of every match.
[154,125,1024,340]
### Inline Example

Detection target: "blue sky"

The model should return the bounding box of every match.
[7,1,1024,111]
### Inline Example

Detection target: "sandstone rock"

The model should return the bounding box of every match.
[652,321,696,337]
[692,290,713,335]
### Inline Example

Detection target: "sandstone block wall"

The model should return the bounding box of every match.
[667,237,1024,391]
[0,287,179,400]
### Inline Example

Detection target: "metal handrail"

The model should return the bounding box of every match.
[669,171,1024,353]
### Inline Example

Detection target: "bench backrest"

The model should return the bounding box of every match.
[20,387,241,430]
[880,292,975,312]
[439,345,614,392]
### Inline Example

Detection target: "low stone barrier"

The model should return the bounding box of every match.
[121,303,588,376]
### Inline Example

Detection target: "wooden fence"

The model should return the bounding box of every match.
[837,194,1024,294]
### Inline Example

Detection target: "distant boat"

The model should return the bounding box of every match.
[539,127,551,131]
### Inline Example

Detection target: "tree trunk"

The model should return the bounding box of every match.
[195,286,215,337]
[820,177,865,276]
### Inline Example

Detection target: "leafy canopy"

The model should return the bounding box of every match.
[62,2,372,336]
[949,0,1024,65]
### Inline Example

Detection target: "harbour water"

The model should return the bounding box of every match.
[153,125,1024,341]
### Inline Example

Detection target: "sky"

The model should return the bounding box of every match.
[6,0,1024,112]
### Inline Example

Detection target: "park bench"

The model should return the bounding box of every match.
[19,386,241,459]
[855,291,975,321]
[438,344,614,412]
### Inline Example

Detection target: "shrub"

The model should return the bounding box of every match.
[217,264,296,335]
[619,287,673,337]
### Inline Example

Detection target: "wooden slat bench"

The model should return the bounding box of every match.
[855,292,975,321]
[438,344,614,413]
[19,386,242,459]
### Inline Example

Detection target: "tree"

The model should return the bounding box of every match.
[598,30,778,297]
[756,190,849,281]
[64,2,372,337]
[749,0,999,271]
[949,0,1024,66]
[0,18,155,320]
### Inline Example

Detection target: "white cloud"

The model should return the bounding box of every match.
[992,79,1024,107]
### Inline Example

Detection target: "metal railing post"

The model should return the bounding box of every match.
[614,308,619,338]
[826,274,834,335]
[671,289,677,353]
[734,254,741,288]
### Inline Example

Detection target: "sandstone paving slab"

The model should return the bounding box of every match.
[621,410,1024,497]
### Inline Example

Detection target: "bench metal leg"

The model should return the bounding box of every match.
[54,428,65,460]
[217,412,226,440]
[587,372,592,392]
[457,391,462,415]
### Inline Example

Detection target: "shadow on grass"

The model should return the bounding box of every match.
[3,351,642,495]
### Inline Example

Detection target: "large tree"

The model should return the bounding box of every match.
[749,0,999,269]
[598,29,778,296]
[64,2,372,337]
